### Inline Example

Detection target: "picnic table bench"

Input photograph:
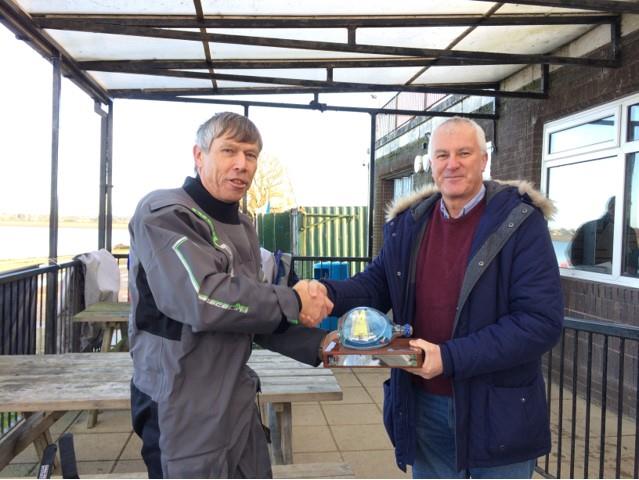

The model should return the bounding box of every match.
[0,350,342,472]
[72,301,130,353]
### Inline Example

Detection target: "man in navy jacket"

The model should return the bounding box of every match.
[309,117,563,478]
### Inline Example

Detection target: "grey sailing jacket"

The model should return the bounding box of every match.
[128,179,326,478]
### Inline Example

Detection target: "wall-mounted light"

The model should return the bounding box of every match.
[414,132,432,174]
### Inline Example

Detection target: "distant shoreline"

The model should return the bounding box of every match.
[0,220,128,229]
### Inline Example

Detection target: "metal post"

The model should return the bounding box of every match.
[96,102,108,249]
[105,102,114,251]
[242,105,249,215]
[611,15,621,66]
[46,54,62,354]
[541,63,550,96]
[367,113,377,259]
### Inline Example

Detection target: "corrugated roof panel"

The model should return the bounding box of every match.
[455,24,594,54]
[208,28,346,43]
[215,68,328,81]
[415,64,522,84]
[334,67,423,85]
[45,30,205,61]
[18,0,196,14]
[200,0,495,16]
[19,0,496,15]
[89,71,213,89]
[200,41,386,60]
[357,26,469,50]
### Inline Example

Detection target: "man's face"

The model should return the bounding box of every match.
[429,122,488,207]
[193,133,260,203]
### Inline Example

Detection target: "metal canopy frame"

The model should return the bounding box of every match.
[1,1,635,104]
[1,0,638,259]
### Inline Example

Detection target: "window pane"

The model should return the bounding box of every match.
[548,115,615,154]
[547,157,617,274]
[628,104,639,142]
[393,175,413,201]
[623,153,639,277]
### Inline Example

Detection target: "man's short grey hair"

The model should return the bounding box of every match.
[428,116,487,159]
[195,111,263,152]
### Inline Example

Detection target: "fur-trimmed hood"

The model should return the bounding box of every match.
[385,179,555,222]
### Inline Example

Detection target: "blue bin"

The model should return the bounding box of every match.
[313,261,349,330]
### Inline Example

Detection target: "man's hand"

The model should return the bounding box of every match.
[293,280,334,327]
[403,338,444,379]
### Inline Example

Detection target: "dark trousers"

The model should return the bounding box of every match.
[131,381,163,479]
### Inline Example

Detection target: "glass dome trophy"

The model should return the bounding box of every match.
[322,307,424,368]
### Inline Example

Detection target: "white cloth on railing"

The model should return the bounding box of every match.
[259,247,296,286]
[74,249,121,351]
[75,249,120,306]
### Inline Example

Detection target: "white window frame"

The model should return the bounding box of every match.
[543,104,620,162]
[541,92,639,288]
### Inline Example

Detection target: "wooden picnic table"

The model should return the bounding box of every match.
[72,301,131,427]
[72,301,130,353]
[0,350,342,471]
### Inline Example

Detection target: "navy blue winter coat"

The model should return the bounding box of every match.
[323,180,563,471]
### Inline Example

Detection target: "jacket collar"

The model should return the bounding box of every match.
[182,175,240,224]
[385,179,556,222]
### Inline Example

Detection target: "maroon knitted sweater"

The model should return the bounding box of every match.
[413,198,485,396]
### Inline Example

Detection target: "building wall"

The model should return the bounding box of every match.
[495,28,639,325]
[373,28,639,317]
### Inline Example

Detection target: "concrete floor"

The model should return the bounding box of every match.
[1,367,636,479]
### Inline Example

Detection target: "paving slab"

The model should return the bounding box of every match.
[111,459,148,475]
[76,460,115,476]
[332,371,362,388]
[0,463,35,478]
[322,386,373,405]
[292,403,327,426]
[68,410,133,434]
[322,403,383,426]
[120,432,143,461]
[353,370,390,387]
[50,411,82,435]
[331,424,394,452]
[293,451,344,464]
[341,449,411,479]
[292,425,338,453]
[70,432,131,461]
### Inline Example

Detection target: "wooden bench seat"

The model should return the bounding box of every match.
[78,462,354,479]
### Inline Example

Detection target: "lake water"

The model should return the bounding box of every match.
[553,240,570,267]
[0,225,130,260]
[0,225,573,267]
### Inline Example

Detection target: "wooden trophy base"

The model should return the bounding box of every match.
[322,338,424,368]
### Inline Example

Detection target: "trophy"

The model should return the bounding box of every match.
[322,307,424,368]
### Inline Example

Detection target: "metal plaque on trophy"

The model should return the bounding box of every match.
[322,307,423,368]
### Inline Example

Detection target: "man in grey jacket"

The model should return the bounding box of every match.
[128,112,333,478]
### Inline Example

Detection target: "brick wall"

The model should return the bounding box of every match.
[494,28,639,326]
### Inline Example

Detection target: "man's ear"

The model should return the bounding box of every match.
[193,145,202,174]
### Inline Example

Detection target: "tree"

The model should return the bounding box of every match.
[247,153,296,215]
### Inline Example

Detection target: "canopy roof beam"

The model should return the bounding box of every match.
[109,83,545,99]
[107,70,547,99]
[473,0,639,14]
[32,13,617,29]
[37,23,619,68]
[104,93,499,119]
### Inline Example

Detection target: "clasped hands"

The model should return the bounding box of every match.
[292,279,333,327]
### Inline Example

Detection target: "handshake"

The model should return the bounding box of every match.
[292,279,334,327]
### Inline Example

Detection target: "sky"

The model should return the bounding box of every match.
[0,25,390,218]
